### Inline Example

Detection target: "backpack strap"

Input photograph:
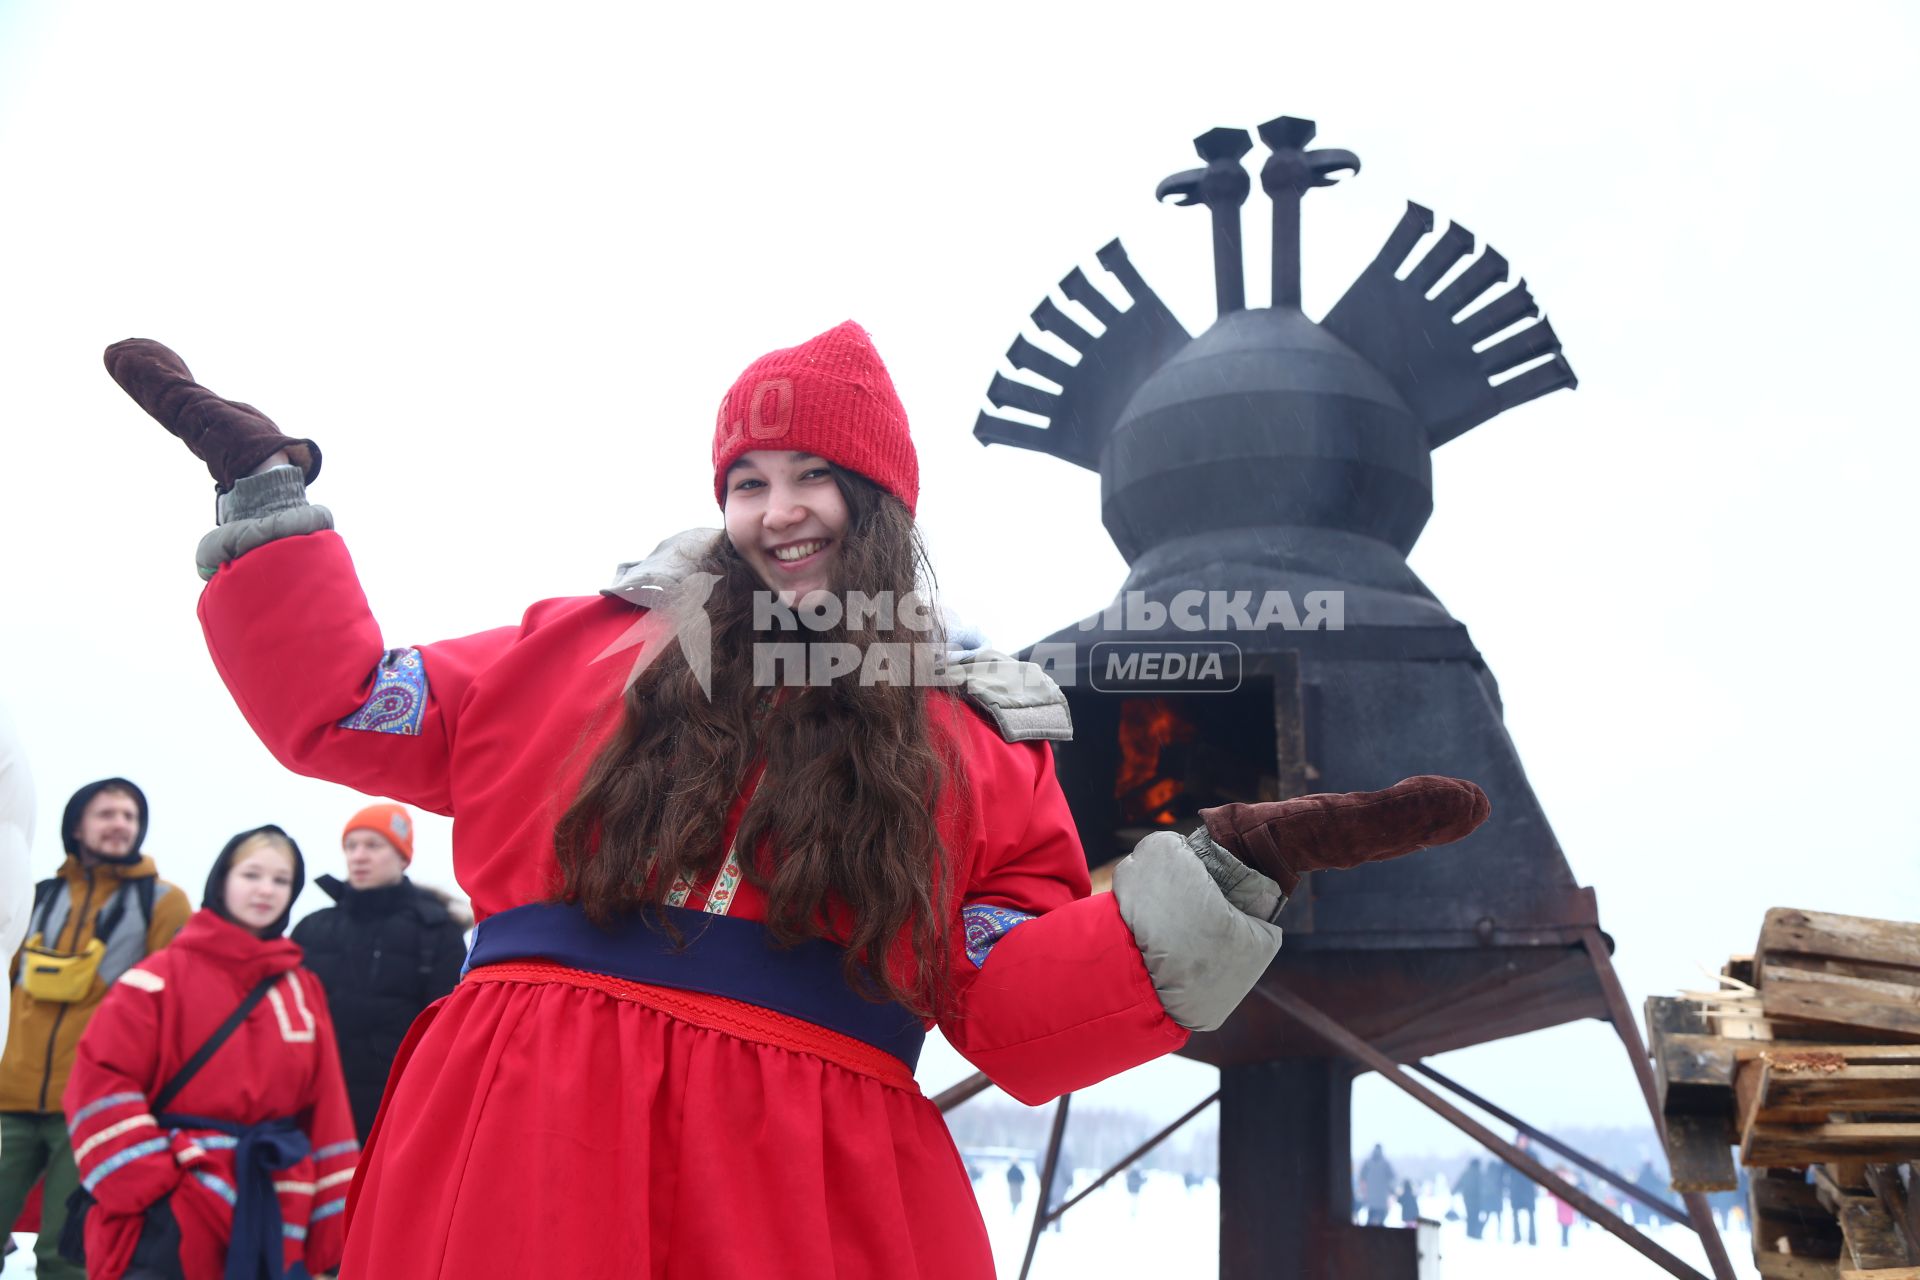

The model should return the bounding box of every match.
[29,878,60,936]
[94,889,127,944]
[93,876,162,955]
[152,973,282,1113]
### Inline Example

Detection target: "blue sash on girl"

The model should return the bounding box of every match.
[159,1113,310,1280]
[463,902,926,1070]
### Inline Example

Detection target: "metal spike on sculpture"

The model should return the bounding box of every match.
[965,116,1737,1280]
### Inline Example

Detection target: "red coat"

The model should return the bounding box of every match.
[63,910,358,1279]
[200,531,1187,1278]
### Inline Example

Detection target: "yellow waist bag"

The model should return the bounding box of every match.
[20,935,105,1003]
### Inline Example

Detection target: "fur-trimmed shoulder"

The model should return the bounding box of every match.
[946,650,1071,744]
[603,529,725,607]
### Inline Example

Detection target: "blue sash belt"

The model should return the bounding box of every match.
[463,902,926,1071]
[159,1113,309,1280]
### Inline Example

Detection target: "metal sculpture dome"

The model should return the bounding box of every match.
[976,114,1574,568]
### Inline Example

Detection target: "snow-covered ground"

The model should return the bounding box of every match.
[978,1162,1759,1279]
[7,1172,1758,1277]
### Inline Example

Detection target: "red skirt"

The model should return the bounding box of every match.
[339,963,992,1279]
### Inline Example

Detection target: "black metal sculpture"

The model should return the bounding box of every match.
[959,115,1735,1280]
[976,116,1572,563]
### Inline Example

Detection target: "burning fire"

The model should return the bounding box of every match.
[1116,698,1195,826]
[1141,778,1180,816]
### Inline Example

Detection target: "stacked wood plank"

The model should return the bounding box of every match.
[1645,908,1920,1279]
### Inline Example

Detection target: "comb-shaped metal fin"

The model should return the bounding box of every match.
[1323,202,1577,450]
[974,239,1192,471]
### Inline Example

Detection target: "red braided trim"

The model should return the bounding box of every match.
[464,960,920,1093]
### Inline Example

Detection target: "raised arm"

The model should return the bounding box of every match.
[103,340,521,812]
[198,519,517,812]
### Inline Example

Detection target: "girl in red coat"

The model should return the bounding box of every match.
[101,324,1486,1278]
[64,827,357,1279]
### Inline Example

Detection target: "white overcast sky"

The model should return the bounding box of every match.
[1,1,1915,1165]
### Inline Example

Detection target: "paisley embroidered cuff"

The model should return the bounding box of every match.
[961,903,1035,968]
[338,648,428,735]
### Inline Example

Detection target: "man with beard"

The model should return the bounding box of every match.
[0,779,190,1277]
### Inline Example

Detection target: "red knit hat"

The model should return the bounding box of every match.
[712,321,919,514]
[342,803,414,864]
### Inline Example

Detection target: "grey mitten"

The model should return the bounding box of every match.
[1184,826,1286,923]
[195,465,333,580]
[1111,830,1284,1032]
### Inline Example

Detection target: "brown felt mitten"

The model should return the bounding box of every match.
[103,339,320,491]
[1198,775,1490,897]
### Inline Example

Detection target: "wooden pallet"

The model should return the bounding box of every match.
[1740,1051,1920,1168]
[1751,1167,1842,1278]
[1757,909,1920,1041]
[1646,994,1739,1191]
[1637,994,1897,1190]
[1647,910,1920,1275]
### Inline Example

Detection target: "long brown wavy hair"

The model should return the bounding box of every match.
[553,470,965,1014]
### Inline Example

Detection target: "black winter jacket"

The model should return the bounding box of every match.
[290,875,468,1140]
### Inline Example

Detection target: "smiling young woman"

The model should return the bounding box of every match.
[100,321,1488,1278]
[720,450,850,605]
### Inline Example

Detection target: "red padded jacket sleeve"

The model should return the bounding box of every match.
[63,968,180,1215]
[935,723,1188,1105]
[197,531,518,814]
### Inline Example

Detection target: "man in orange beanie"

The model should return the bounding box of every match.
[289,804,468,1139]
[338,802,415,887]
